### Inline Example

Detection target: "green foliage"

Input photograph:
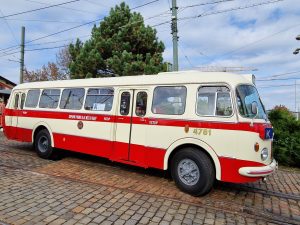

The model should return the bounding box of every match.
[69,2,165,78]
[268,105,300,167]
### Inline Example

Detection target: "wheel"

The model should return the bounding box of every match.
[171,148,215,196]
[34,129,53,159]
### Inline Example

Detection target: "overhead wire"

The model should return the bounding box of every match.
[217,23,300,59]
[0,0,170,62]
[0,0,80,19]
[0,0,169,54]
[257,77,300,81]
[131,0,160,10]
[6,18,84,24]
[257,70,300,80]
[26,35,91,46]
[23,0,98,15]
[0,9,18,44]
[178,44,194,68]
[257,84,300,88]
[178,0,284,21]
[179,0,235,12]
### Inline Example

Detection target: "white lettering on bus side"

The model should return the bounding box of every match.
[68,114,97,121]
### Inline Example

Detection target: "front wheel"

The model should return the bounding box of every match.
[171,148,215,196]
[34,129,53,159]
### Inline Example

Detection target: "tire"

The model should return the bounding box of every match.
[171,148,215,196]
[34,129,53,159]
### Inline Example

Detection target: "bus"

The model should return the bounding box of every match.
[2,71,277,196]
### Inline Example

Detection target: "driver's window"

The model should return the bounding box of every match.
[197,86,233,117]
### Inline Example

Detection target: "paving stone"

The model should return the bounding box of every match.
[0,133,299,225]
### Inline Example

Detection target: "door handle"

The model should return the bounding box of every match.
[22,111,27,115]
[104,117,110,121]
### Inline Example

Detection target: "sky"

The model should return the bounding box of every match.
[0,0,299,111]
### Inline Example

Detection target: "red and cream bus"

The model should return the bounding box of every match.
[3,71,277,196]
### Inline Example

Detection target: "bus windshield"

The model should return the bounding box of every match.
[236,85,267,120]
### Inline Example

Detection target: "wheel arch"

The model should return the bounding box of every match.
[32,122,54,147]
[164,138,221,180]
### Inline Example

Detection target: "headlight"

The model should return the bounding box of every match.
[261,148,268,161]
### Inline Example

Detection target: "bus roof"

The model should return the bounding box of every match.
[14,70,254,90]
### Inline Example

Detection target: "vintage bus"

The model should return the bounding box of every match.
[3,71,277,196]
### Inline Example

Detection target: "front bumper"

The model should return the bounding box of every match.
[239,159,278,177]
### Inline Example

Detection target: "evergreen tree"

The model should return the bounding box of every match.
[268,105,300,167]
[69,2,165,78]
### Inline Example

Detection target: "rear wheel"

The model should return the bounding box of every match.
[171,148,215,196]
[35,129,53,159]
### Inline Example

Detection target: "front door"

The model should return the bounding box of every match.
[113,89,148,166]
[113,90,134,161]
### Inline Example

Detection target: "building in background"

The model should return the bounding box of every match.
[0,76,16,104]
[0,76,16,128]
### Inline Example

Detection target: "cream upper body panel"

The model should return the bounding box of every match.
[12,71,253,91]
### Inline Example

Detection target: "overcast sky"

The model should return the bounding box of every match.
[0,0,299,111]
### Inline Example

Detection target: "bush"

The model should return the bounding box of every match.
[268,105,300,167]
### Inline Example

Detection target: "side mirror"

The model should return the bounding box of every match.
[251,101,258,116]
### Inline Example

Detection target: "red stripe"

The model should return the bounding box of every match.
[4,109,271,138]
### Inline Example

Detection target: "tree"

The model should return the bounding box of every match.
[24,62,68,82]
[268,105,300,167]
[56,46,72,76]
[69,2,165,79]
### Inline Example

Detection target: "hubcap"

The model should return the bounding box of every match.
[178,159,200,186]
[38,136,48,153]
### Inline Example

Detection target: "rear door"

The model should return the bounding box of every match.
[10,91,24,139]
[7,92,21,139]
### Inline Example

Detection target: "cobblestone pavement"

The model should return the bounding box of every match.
[0,132,299,225]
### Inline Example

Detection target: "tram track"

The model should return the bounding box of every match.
[1,144,300,224]
[2,146,299,200]
[0,162,299,225]
[217,182,300,201]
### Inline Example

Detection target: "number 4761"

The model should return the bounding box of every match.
[193,128,212,136]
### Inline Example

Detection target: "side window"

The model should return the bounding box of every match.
[25,89,40,108]
[14,93,19,109]
[60,88,85,110]
[120,92,130,115]
[84,88,114,111]
[39,89,61,109]
[136,92,147,117]
[197,86,233,117]
[152,86,186,115]
[20,93,26,109]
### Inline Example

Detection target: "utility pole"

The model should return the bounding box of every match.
[171,0,178,71]
[20,26,25,84]
[295,80,298,120]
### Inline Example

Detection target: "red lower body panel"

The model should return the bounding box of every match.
[4,125,266,182]
[4,126,32,142]
[53,132,165,169]
[219,156,265,183]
